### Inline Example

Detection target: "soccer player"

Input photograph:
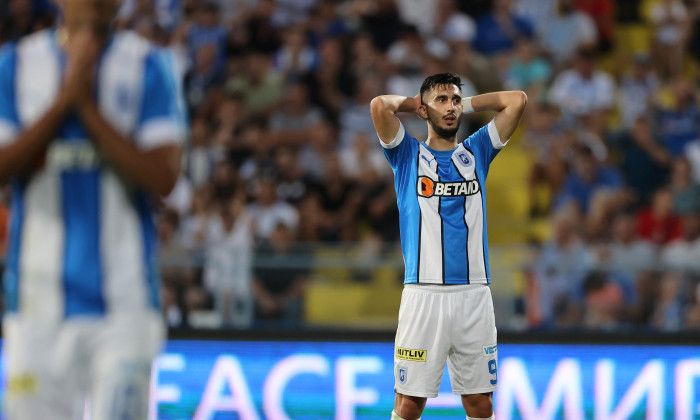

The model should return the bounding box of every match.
[0,0,185,418]
[370,74,526,420]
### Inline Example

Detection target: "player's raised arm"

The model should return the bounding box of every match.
[470,91,528,141]
[370,93,421,143]
[0,31,98,184]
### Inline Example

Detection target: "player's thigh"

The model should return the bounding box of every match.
[394,286,451,398]
[90,312,165,420]
[447,287,498,394]
[2,318,83,420]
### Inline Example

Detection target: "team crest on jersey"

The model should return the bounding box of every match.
[417,176,480,198]
[457,152,471,166]
[398,367,408,384]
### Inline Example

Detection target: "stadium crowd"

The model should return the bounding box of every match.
[1,0,700,332]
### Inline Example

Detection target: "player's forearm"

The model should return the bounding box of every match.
[371,95,418,115]
[79,103,180,196]
[0,97,71,184]
[470,91,528,114]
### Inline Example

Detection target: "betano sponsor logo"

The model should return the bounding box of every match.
[396,347,427,362]
[417,176,480,198]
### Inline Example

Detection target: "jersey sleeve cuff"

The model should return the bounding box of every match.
[135,118,186,150]
[379,121,405,149]
[0,119,18,147]
[487,119,509,149]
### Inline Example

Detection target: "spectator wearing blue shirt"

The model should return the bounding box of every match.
[655,79,700,157]
[473,0,534,56]
[556,145,623,213]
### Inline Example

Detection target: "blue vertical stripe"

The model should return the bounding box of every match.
[4,180,25,312]
[136,193,160,309]
[61,168,105,316]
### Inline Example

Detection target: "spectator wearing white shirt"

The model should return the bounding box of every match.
[538,0,597,66]
[618,54,660,130]
[661,214,700,271]
[650,0,688,79]
[550,47,615,130]
[247,177,300,242]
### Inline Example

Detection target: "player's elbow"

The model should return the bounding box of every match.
[370,96,387,117]
[512,91,528,111]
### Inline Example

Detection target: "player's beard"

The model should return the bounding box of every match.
[427,113,461,140]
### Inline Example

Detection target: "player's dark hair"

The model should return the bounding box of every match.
[419,73,463,103]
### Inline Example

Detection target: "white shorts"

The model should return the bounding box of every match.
[3,311,164,420]
[394,284,498,398]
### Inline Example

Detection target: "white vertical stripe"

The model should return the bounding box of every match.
[99,32,148,136]
[16,31,59,127]
[417,145,443,283]
[452,145,487,282]
[100,170,149,313]
[19,171,64,320]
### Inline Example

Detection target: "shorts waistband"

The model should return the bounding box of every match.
[403,283,487,293]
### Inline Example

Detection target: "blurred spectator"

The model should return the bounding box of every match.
[654,79,700,157]
[269,82,323,146]
[651,272,684,331]
[514,0,556,32]
[118,0,183,33]
[305,156,360,242]
[430,0,476,43]
[184,116,218,188]
[637,187,682,245]
[530,211,593,327]
[522,104,566,216]
[247,177,300,242]
[550,47,615,124]
[575,0,615,52]
[670,157,700,215]
[661,214,700,271]
[340,75,381,147]
[593,212,656,278]
[274,25,319,77]
[473,0,534,56]
[339,132,389,182]
[226,50,284,115]
[617,116,671,206]
[555,145,623,213]
[308,1,351,43]
[253,223,309,324]
[306,37,357,117]
[185,42,226,110]
[686,132,700,184]
[203,194,254,328]
[582,271,624,330]
[298,119,338,182]
[618,53,660,130]
[505,37,552,98]
[273,146,312,206]
[650,0,688,79]
[354,0,402,52]
[538,0,597,65]
[271,0,318,28]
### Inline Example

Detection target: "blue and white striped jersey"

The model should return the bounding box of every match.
[381,120,507,285]
[0,29,187,320]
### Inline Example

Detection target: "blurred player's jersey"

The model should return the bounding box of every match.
[381,120,507,285]
[0,29,186,320]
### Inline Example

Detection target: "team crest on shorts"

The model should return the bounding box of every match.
[398,367,407,384]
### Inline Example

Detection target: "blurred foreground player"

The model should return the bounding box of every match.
[0,0,185,418]
[370,74,526,420]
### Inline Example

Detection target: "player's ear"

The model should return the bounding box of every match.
[417,103,428,121]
